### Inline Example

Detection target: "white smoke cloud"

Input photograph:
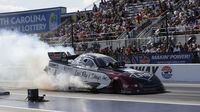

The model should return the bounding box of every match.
[0,30,83,90]
[48,73,90,91]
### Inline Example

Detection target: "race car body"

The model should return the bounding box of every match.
[45,52,165,94]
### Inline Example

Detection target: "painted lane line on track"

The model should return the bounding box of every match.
[0,105,62,112]
[164,83,200,87]
[11,93,200,106]
[163,92,200,97]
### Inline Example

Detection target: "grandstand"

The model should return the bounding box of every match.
[0,0,199,63]
[42,0,167,48]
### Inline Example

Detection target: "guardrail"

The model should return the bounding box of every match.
[152,26,200,36]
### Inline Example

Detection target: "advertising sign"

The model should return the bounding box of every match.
[0,8,61,33]
[126,64,200,83]
[128,52,192,64]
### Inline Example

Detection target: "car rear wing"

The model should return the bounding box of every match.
[48,52,79,63]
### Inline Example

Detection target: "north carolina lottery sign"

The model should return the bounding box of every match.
[0,8,62,33]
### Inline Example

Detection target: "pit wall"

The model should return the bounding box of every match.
[126,64,200,83]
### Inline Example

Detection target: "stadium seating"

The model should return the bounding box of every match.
[41,0,200,63]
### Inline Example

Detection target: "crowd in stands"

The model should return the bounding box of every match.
[44,0,177,43]
[39,0,200,63]
[68,0,200,54]
[156,0,200,35]
[77,39,200,55]
[77,39,200,63]
[70,0,142,42]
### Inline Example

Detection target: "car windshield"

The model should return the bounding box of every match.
[96,56,117,68]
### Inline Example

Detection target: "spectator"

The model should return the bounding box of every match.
[173,45,181,52]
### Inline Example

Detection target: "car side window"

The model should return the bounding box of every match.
[83,58,96,68]
[72,56,85,67]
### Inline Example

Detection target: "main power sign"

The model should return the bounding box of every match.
[0,8,61,33]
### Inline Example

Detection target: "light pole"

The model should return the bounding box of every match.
[165,11,169,47]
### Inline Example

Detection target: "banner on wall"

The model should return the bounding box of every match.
[0,8,62,33]
[126,52,192,64]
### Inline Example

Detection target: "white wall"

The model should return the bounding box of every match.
[126,64,200,83]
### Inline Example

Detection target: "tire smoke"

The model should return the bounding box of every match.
[0,30,77,90]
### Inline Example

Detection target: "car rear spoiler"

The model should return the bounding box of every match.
[48,52,79,63]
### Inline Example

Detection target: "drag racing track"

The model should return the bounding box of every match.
[0,83,200,112]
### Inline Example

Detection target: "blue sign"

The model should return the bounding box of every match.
[149,52,192,64]
[0,8,61,33]
[126,52,192,64]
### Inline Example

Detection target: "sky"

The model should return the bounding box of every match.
[0,0,98,13]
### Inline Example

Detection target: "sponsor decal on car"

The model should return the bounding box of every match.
[161,66,173,79]
[74,70,110,81]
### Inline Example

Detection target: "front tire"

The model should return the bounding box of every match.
[112,80,122,94]
[90,88,98,93]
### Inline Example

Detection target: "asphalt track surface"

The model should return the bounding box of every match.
[0,83,200,112]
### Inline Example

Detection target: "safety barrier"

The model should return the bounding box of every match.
[126,64,200,83]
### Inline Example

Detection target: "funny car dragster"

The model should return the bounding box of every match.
[45,52,165,94]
